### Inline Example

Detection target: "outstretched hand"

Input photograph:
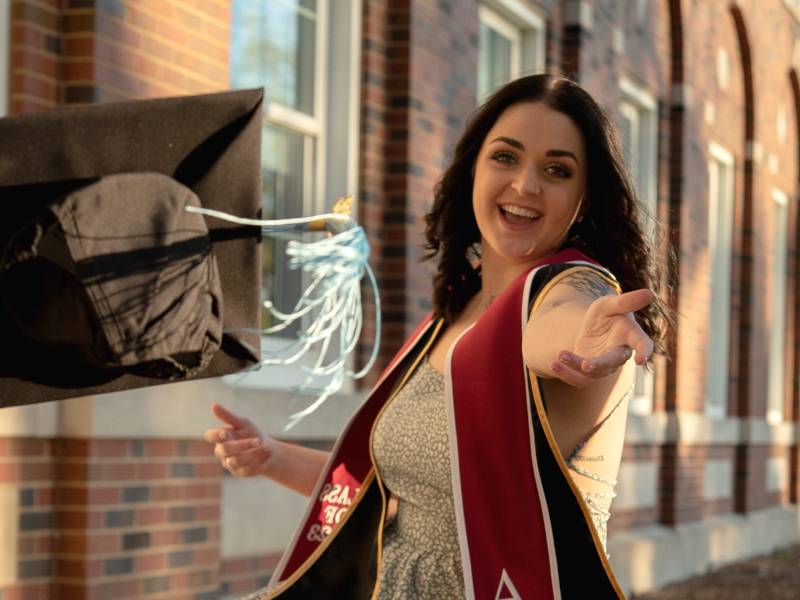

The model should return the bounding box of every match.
[548,288,654,388]
[203,404,273,477]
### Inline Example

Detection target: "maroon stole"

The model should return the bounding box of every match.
[265,248,626,599]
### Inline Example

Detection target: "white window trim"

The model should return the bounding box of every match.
[0,0,9,116]
[619,77,658,219]
[618,78,658,414]
[479,4,522,81]
[706,141,736,419]
[229,0,363,394]
[768,188,790,424]
[479,0,547,85]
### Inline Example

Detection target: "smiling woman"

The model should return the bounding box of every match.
[207,74,670,600]
[471,102,586,267]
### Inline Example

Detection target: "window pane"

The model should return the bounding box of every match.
[706,156,733,416]
[768,195,788,422]
[231,0,317,115]
[261,123,314,329]
[478,21,513,101]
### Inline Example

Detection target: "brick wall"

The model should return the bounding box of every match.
[0,438,54,600]
[0,438,224,600]
[51,439,221,600]
[218,554,279,598]
[9,0,61,113]
[9,0,228,115]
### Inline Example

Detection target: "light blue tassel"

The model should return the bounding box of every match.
[185,205,381,430]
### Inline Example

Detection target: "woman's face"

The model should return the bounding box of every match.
[472,101,587,269]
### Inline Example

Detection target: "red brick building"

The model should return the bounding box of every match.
[1,0,799,598]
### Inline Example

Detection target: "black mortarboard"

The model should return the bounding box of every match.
[0,89,264,407]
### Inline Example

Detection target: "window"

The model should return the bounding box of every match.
[706,143,736,418]
[0,0,9,116]
[477,1,545,103]
[618,78,658,413]
[768,189,790,424]
[229,0,361,390]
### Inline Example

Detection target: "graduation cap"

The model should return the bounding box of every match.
[0,89,265,407]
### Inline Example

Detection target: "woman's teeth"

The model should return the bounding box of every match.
[500,205,541,221]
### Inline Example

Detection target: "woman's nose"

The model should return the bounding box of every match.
[511,167,542,196]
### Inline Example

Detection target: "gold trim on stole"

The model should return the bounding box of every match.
[265,319,444,598]
[368,319,444,600]
[527,265,627,599]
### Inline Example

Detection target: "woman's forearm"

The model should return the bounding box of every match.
[265,439,330,497]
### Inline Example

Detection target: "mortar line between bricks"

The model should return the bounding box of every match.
[7,67,60,85]
[79,67,207,99]
[53,565,222,584]
[18,0,60,16]
[89,30,227,81]
[129,2,231,45]
[10,18,61,39]
[53,542,221,561]
[100,10,228,60]
[50,476,222,484]
[5,93,54,106]
[56,521,220,534]
[9,44,63,64]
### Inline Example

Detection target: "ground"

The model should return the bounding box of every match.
[633,545,800,599]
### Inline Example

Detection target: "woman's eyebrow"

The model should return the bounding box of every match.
[490,136,524,150]
[489,137,580,165]
[546,149,580,165]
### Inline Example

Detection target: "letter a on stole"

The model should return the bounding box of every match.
[494,569,522,600]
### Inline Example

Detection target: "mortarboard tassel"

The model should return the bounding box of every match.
[185,198,380,429]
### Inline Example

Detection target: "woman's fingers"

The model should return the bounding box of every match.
[211,403,248,427]
[203,426,233,444]
[214,438,271,477]
[552,345,633,386]
[220,438,264,455]
[208,404,262,440]
[549,359,593,387]
[596,288,654,317]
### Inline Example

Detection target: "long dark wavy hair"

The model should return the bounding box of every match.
[424,74,670,354]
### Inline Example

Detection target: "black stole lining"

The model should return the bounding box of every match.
[274,480,383,598]
[527,264,623,599]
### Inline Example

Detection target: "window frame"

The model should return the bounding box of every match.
[767,188,790,424]
[0,0,9,116]
[226,0,363,393]
[477,0,546,103]
[705,142,736,419]
[618,78,658,414]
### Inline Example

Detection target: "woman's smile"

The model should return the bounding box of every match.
[497,203,543,229]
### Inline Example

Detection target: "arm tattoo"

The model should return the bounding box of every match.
[572,454,604,462]
[560,270,615,302]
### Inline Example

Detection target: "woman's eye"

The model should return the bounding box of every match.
[545,164,571,178]
[490,151,517,164]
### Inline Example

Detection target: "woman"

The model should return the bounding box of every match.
[205,74,666,599]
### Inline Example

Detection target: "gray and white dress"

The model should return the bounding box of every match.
[371,358,628,597]
[372,359,465,599]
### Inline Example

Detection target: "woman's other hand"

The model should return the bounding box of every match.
[548,288,654,387]
[203,403,273,477]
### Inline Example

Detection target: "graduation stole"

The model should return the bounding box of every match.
[265,248,626,600]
